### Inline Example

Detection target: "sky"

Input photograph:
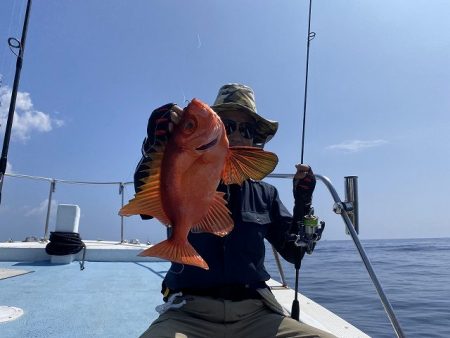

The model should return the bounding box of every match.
[0,0,449,243]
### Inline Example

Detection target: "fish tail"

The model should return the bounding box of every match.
[138,239,209,270]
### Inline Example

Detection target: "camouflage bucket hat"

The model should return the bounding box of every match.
[211,83,278,145]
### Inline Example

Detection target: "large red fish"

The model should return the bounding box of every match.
[120,98,278,269]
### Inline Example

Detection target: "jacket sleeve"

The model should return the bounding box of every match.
[265,186,305,265]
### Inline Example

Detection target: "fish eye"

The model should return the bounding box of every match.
[183,119,196,134]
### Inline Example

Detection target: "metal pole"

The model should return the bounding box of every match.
[344,176,359,234]
[119,183,124,243]
[44,179,56,240]
[0,0,33,204]
[271,245,288,287]
[315,174,406,338]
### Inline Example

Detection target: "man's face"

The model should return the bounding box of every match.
[219,111,256,147]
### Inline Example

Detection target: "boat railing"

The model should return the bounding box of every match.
[3,172,134,242]
[3,171,404,337]
[269,173,405,338]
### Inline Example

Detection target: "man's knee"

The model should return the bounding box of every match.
[139,314,180,338]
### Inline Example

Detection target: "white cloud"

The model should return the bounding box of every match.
[327,139,388,153]
[25,198,58,217]
[0,83,64,141]
[15,90,33,111]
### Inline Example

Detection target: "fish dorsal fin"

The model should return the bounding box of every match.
[222,146,278,185]
[191,191,234,236]
[119,148,170,225]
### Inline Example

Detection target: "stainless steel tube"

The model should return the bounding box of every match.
[271,245,288,287]
[315,174,405,338]
[119,183,125,243]
[344,176,359,234]
[44,179,56,240]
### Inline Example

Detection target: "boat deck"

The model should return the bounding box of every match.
[0,241,369,338]
[1,260,167,338]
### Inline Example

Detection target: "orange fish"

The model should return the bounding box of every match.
[119,98,278,269]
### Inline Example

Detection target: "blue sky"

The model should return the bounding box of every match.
[0,0,449,243]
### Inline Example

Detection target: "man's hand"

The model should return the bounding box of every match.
[293,164,316,222]
[294,164,316,192]
[168,105,183,132]
[142,104,184,156]
[135,103,184,219]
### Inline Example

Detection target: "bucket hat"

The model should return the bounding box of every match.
[211,83,278,145]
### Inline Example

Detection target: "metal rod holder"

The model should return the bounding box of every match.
[271,245,288,287]
[119,183,125,243]
[43,179,56,240]
[315,174,405,338]
[344,176,359,235]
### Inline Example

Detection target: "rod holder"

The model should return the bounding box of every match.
[316,174,405,337]
[119,183,125,243]
[344,176,359,235]
[44,179,56,240]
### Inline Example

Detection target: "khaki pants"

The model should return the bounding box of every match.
[140,295,337,338]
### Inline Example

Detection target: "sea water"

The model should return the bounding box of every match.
[265,237,450,338]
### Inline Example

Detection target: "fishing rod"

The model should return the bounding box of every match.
[0,0,33,204]
[300,0,316,164]
[291,0,318,321]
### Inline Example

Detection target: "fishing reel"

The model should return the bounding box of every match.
[294,208,325,255]
[290,208,325,322]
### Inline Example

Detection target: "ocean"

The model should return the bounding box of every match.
[265,237,450,338]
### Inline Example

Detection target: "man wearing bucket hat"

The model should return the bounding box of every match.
[211,83,278,147]
[135,84,336,338]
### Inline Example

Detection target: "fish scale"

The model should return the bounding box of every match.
[120,98,278,269]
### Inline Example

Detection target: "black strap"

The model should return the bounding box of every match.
[45,232,86,270]
[178,282,268,301]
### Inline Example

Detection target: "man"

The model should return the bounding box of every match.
[135,84,336,338]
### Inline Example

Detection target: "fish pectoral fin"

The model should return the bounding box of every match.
[138,239,209,270]
[119,188,170,225]
[119,149,170,225]
[191,192,234,236]
[222,146,279,185]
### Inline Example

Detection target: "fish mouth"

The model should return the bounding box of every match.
[196,137,218,151]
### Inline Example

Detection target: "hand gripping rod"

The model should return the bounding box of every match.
[268,173,405,337]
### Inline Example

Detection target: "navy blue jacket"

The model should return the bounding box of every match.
[163,180,302,290]
[135,104,310,291]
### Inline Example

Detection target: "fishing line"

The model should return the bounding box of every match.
[180,87,190,105]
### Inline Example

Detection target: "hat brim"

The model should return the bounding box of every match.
[211,102,278,145]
